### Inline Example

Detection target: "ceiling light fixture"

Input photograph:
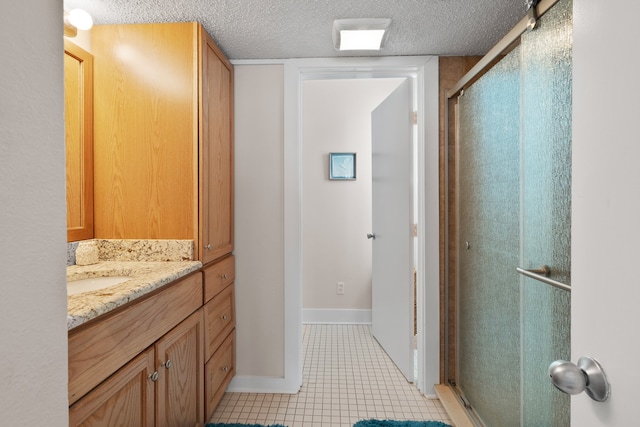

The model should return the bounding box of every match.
[64,9,94,37]
[332,18,391,51]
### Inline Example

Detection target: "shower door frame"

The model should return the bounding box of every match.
[442,0,563,422]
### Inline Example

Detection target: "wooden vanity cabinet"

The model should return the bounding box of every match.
[68,274,204,427]
[69,309,203,427]
[203,256,236,420]
[91,22,233,264]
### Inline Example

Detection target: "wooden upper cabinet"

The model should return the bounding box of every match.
[64,40,94,242]
[91,22,233,263]
[92,23,199,241]
[200,28,234,264]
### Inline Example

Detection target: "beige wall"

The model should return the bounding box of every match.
[64,29,91,52]
[233,64,285,377]
[0,1,69,425]
[301,78,404,314]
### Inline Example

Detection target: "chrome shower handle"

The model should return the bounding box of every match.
[516,266,571,292]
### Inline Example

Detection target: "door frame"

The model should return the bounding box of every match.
[282,56,440,395]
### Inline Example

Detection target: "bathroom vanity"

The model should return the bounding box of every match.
[67,241,236,426]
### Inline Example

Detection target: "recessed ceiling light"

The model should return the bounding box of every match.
[332,18,391,51]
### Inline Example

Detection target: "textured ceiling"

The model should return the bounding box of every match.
[62,0,526,60]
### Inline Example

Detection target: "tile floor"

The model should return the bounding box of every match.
[209,324,451,427]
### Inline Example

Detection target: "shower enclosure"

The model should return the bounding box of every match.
[448,0,572,425]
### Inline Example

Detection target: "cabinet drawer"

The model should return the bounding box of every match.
[204,284,235,360]
[203,255,234,302]
[205,330,235,420]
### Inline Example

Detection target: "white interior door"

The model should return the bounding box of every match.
[371,79,414,381]
[572,0,639,424]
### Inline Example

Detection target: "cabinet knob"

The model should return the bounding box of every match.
[221,314,228,321]
[222,365,229,373]
[205,244,212,250]
[148,371,159,382]
[161,359,172,369]
[221,273,228,279]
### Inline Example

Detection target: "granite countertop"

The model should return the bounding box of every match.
[67,239,202,330]
[67,261,202,330]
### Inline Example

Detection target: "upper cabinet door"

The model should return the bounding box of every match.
[200,28,234,264]
[92,23,199,241]
[65,40,94,242]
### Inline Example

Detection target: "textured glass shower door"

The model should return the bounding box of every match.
[457,45,522,427]
[520,0,572,425]
[456,0,572,425]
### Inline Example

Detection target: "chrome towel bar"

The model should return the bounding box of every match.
[516,266,571,292]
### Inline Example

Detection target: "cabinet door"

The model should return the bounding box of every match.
[92,23,199,240]
[200,28,234,264]
[64,40,93,242]
[69,349,155,427]
[155,309,204,427]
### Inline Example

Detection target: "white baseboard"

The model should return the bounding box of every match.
[302,308,372,324]
[227,375,301,394]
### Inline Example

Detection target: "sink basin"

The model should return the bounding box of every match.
[67,276,132,296]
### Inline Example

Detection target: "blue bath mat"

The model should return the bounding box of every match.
[353,421,451,427]
[206,424,287,427]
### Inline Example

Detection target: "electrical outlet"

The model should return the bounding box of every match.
[336,282,345,295]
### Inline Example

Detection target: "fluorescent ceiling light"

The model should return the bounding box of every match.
[339,29,386,50]
[333,18,391,51]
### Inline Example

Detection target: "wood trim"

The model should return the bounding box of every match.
[434,384,475,427]
[68,273,203,405]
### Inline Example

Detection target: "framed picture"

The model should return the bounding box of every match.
[329,152,356,180]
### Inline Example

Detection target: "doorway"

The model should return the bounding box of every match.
[282,57,440,396]
[301,77,415,381]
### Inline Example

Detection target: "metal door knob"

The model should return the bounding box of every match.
[367,233,376,240]
[548,356,610,402]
